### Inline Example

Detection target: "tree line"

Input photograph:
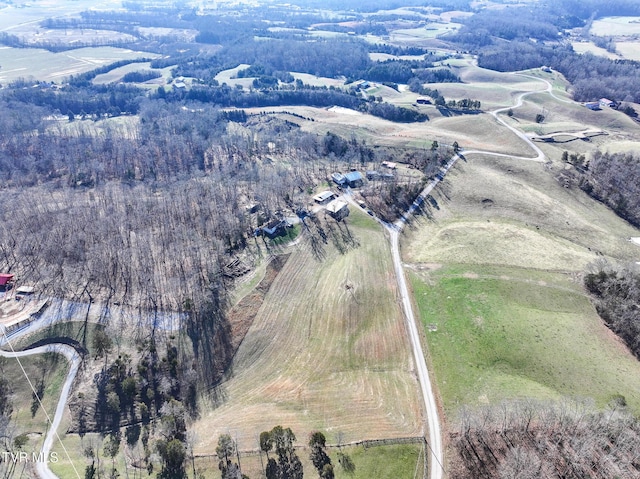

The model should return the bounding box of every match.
[569,151,640,227]
[584,262,640,360]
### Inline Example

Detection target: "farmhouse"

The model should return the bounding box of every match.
[313,190,335,204]
[344,171,364,188]
[325,199,349,220]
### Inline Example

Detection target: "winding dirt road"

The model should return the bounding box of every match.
[387,74,560,479]
[0,320,82,479]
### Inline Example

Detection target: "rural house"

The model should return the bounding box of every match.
[256,219,291,238]
[325,199,349,221]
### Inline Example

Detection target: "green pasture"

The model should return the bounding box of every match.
[0,353,67,453]
[411,266,640,413]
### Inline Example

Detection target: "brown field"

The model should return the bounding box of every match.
[191,210,422,452]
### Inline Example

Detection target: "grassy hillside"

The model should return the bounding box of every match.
[402,154,640,417]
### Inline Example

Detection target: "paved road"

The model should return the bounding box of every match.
[0,322,82,479]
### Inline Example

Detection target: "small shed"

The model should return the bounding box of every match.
[0,274,14,286]
[313,191,335,204]
[344,171,364,188]
[366,170,380,180]
[326,200,349,221]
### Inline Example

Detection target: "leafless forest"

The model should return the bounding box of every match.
[450,398,640,479]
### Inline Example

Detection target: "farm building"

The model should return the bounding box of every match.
[599,98,617,108]
[585,102,600,110]
[325,199,349,221]
[416,97,432,105]
[313,191,335,204]
[331,172,347,187]
[0,274,14,287]
[381,161,397,169]
[344,171,364,188]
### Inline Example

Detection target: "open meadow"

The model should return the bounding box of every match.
[0,46,158,83]
[401,154,640,419]
[0,353,67,459]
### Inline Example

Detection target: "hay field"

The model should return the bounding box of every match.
[0,46,159,83]
[571,41,621,60]
[243,104,535,155]
[191,210,422,451]
[615,41,640,60]
[402,154,640,414]
[214,64,254,89]
[591,16,640,36]
[92,62,172,87]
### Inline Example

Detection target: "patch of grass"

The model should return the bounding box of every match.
[270,223,301,245]
[411,266,640,413]
[0,353,67,451]
[13,321,110,358]
[341,443,423,479]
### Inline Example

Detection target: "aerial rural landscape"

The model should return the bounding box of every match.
[0,0,639,478]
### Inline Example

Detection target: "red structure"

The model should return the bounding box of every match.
[0,274,14,286]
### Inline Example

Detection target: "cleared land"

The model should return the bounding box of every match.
[402,155,640,418]
[591,16,640,37]
[0,353,67,459]
[0,46,159,83]
[189,209,422,451]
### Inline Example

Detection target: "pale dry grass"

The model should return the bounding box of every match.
[403,155,640,269]
[591,16,640,36]
[192,213,422,452]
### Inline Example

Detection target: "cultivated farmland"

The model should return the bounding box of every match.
[190,209,422,451]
